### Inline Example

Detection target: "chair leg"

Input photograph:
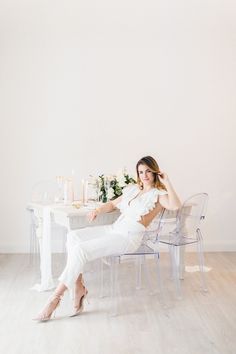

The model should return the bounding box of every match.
[170,246,182,299]
[154,253,165,304]
[179,245,185,280]
[110,256,119,316]
[99,258,105,298]
[135,256,142,290]
[29,218,39,266]
[197,229,208,292]
[142,255,155,295]
[168,244,174,279]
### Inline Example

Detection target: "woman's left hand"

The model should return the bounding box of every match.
[87,210,98,222]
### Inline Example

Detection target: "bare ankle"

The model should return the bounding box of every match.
[54,291,61,296]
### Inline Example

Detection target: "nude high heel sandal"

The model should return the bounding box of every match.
[70,288,88,317]
[33,294,62,322]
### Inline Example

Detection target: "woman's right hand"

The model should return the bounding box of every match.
[87,209,99,223]
[157,171,169,184]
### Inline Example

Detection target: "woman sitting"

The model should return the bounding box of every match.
[34,155,181,321]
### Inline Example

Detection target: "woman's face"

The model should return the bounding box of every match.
[138,164,155,187]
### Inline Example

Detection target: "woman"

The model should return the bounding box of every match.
[34,156,181,321]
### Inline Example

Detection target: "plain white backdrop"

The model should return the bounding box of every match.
[0,0,235,252]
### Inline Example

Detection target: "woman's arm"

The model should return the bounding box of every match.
[139,202,164,228]
[88,195,122,222]
[139,172,181,228]
[158,172,181,210]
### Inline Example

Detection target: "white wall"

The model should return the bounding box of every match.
[0,0,235,252]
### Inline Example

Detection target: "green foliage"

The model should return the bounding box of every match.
[98,173,136,203]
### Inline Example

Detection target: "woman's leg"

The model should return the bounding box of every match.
[74,274,87,309]
[63,226,113,309]
[58,230,135,291]
[66,225,113,253]
[66,227,145,310]
[35,225,144,320]
[33,282,67,321]
[35,230,127,321]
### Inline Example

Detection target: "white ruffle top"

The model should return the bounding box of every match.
[116,184,167,223]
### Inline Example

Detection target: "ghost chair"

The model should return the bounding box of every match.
[100,210,167,316]
[27,179,61,264]
[158,193,209,299]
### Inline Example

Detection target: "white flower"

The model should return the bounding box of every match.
[116,167,129,187]
[105,175,115,182]
[116,175,127,187]
[97,178,103,188]
[94,168,134,202]
[107,187,115,199]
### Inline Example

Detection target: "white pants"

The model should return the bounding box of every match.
[58,220,145,290]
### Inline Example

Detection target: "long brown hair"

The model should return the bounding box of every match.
[136,156,167,191]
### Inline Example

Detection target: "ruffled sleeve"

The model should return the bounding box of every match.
[121,187,168,222]
[138,189,160,218]
[139,188,168,218]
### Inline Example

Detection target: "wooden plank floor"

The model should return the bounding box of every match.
[0,252,235,354]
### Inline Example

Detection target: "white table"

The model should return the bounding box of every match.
[27,202,120,291]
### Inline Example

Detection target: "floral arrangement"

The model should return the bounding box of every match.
[89,168,136,203]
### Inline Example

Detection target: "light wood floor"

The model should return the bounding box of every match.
[0,252,236,354]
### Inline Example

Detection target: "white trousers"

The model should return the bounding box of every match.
[58,221,145,290]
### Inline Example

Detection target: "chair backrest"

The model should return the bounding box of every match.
[176,193,208,237]
[31,180,59,204]
[150,193,208,243]
[144,208,177,244]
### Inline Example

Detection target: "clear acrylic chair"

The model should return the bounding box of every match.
[100,211,166,316]
[158,193,209,299]
[27,207,40,264]
[31,179,59,204]
[28,179,59,263]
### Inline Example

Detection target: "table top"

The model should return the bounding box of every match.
[27,201,119,217]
